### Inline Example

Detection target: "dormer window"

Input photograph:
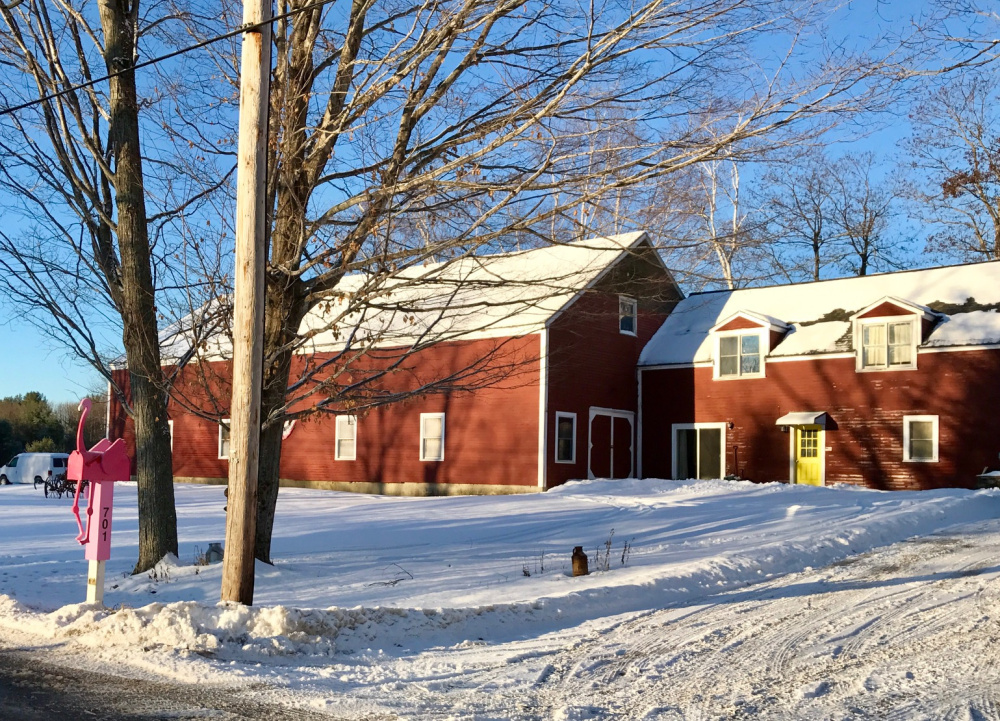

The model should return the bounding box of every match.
[851,297,931,373]
[619,296,637,336]
[709,311,786,380]
[860,320,913,369]
[719,333,760,377]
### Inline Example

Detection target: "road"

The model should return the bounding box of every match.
[0,644,351,720]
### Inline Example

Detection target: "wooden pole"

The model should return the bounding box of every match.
[221,0,271,605]
[86,559,105,605]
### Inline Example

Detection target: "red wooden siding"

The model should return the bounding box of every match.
[717,316,766,331]
[112,334,542,489]
[640,349,1000,490]
[857,302,914,318]
[546,292,671,487]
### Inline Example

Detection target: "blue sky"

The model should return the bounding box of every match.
[0,316,103,402]
[0,0,960,404]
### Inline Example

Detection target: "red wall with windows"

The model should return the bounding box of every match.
[640,349,1000,490]
[110,333,543,489]
[545,291,671,487]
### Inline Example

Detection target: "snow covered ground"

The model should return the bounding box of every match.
[0,478,998,718]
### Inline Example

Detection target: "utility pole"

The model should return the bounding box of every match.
[221,0,271,605]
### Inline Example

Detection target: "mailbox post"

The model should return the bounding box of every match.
[67,398,130,605]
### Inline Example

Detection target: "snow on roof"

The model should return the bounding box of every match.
[923,310,1000,348]
[640,260,1000,366]
[163,232,649,361]
[769,321,851,357]
[303,231,649,351]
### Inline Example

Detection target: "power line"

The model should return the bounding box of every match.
[0,0,337,118]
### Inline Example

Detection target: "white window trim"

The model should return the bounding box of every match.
[419,412,445,462]
[671,422,727,480]
[619,295,637,337]
[335,415,357,461]
[903,414,939,463]
[218,419,230,460]
[713,329,766,380]
[554,411,577,464]
[167,420,174,451]
[854,317,918,372]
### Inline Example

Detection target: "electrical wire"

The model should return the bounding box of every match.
[0,0,338,117]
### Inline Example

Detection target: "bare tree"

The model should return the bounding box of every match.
[903,74,1000,260]
[762,150,843,281]
[687,156,762,290]
[2,0,903,565]
[0,0,182,571]
[830,153,907,276]
[170,0,899,561]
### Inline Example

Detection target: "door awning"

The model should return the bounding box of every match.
[775,411,828,427]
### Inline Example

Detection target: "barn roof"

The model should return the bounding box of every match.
[639,260,1000,367]
[162,231,657,361]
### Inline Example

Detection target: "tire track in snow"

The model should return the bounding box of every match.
[513,528,1000,720]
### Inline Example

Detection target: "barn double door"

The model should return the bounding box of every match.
[588,408,634,479]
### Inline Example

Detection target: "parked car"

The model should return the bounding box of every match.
[0,453,70,486]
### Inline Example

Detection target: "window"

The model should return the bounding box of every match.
[167,420,174,451]
[218,419,230,460]
[717,333,762,378]
[555,412,577,463]
[672,423,726,480]
[53,457,66,468]
[799,428,819,458]
[335,415,357,460]
[904,415,938,462]
[860,320,914,370]
[619,296,637,336]
[420,413,445,461]
[8,456,18,468]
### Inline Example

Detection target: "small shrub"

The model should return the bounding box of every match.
[147,564,170,584]
[594,529,635,572]
[521,551,546,578]
[594,529,615,572]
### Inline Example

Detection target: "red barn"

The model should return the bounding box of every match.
[110,233,681,494]
[638,261,1000,490]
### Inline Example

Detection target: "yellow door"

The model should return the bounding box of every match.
[794,425,823,486]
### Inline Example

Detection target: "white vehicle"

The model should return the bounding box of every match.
[0,453,70,486]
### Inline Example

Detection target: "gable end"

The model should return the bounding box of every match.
[717,316,766,332]
[856,301,917,319]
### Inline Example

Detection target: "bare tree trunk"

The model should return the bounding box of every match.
[812,232,821,281]
[253,279,306,563]
[97,0,177,572]
[254,388,287,563]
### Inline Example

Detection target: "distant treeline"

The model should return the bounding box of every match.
[0,392,107,463]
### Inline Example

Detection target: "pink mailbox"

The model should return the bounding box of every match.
[68,399,130,564]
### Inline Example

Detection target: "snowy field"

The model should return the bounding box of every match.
[0,478,998,718]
